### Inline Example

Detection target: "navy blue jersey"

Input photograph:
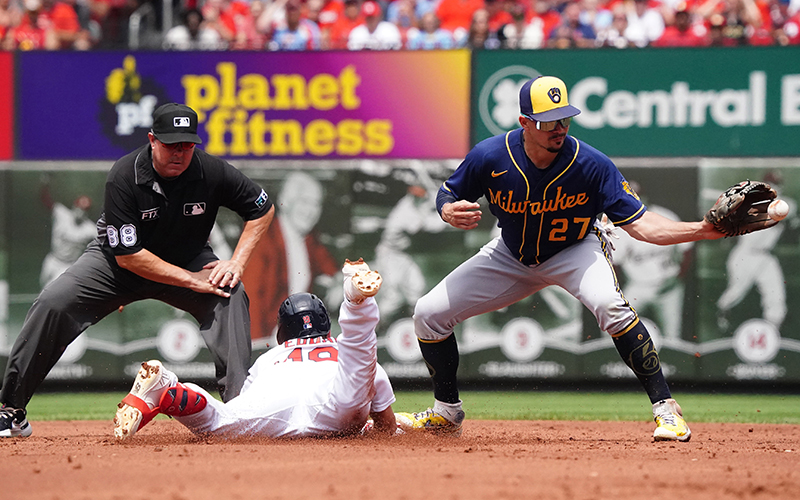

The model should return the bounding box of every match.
[441,129,644,265]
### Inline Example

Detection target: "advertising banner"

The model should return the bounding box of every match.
[472,47,800,157]
[16,51,470,160]
[1,161,798,386]
[0,52,12,160]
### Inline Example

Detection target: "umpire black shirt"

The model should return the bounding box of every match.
[96,144,273,269]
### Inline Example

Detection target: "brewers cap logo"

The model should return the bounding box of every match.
[548,88,562,103]
[174,117,191,127]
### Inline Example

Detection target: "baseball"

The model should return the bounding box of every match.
[768,199,789,221]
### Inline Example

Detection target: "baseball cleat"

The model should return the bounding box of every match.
[343,258,382,304]
[114,360,178,441]
[653,398,691,442]
[0,406,32,438]
[395,407,465,437]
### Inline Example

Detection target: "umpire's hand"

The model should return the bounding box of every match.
[442,200,482,230]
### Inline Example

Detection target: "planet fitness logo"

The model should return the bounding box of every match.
[478,66,542,136]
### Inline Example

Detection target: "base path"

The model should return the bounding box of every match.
[3,420,798,499]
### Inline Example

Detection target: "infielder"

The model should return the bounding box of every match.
[113,259,399,440]
[402,76,729,442]
[0,103,274,438]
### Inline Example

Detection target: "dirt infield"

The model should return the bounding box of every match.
[3,420,798,500]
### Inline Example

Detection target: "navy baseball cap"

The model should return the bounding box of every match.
[151,103,202,144]
[519,76,581,122]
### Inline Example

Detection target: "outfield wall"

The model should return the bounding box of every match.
[0,48,799,389]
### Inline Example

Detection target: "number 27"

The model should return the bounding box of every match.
[549,217,592,241]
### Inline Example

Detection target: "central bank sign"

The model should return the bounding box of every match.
[473,48,800,157]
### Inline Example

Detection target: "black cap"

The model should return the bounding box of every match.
[151,103,202,144]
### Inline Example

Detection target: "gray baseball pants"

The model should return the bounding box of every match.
[0,241,252,409]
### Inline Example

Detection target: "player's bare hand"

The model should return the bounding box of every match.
[442,200,482,230]
[205,260,244,290]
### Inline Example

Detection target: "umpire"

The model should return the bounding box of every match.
[0,103,275,438]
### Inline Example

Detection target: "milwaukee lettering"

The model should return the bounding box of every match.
[181,62,394,157]
[488,186,589,215]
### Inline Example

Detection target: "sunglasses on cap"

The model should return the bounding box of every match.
[533,117,572,132]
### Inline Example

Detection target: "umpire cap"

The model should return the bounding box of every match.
[519,76,581,122]
[151,103,202,144]
[276,293,332,344]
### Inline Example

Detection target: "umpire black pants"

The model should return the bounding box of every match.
[0,241,252,409]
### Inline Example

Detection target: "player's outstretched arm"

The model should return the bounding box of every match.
[621,210,725,245]
[441,200,482,230]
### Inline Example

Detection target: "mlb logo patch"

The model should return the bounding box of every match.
[174,117,191,128]
[302,314,312,330]
[183,202,206,216]
[255,189,268,208]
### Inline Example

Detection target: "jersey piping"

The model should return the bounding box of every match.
[504,131,531,261]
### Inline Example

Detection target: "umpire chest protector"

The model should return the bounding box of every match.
[99,144,270,268]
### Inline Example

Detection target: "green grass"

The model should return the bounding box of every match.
[26,391,800,425]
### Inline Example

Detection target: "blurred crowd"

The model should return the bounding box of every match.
[1,0,799,51]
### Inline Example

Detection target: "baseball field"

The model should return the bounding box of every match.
[4,391,799,500]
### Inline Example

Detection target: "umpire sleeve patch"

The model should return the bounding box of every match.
[107,226,119,248]
[120,224,138,247]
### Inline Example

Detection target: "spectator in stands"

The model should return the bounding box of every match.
[580,0,613,32]
[38,0,87,49]
[0,0,23,42]
[485,0,512,32]
[390,0,419,44]
[406,9,455,48]
[624,0,666,47]
[328,0,362,48]
[464,6,501,47]
[595,3,635,47]
[547,1,596,47]
[498,3,546,47]
[268,0,321,49]
[695,0,763,45]
[163,7,225,49]
[3,0,59,49]
[436,0,484,43]
[308,0,343,48]
[89,0,135,48]
[201,0,261,49]
[653,2,709,45]
[526,0,563,40]
[348,0,402,49]
[784,7,800,43]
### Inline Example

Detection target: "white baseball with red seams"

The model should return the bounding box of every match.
[768,199,789,221]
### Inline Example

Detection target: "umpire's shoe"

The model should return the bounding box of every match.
[114,360,178,441]
[0,405,32,438]
[396,401,465,437]
[653,398,692,442]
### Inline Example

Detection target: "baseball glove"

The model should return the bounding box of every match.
[704,180,778,236]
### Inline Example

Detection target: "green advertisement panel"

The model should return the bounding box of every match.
[472,47,800,157]
[1,161,798,388]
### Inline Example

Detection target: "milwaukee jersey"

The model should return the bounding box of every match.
[442,129,644,265]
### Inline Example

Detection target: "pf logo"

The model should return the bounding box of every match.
[548,87,562,103]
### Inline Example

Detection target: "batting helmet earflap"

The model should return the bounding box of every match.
[276,293,331,344]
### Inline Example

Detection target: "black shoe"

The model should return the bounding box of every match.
[0,405,33,438]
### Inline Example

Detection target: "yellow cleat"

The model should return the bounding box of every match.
[395,408,464,437]
[653,398,691,442]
